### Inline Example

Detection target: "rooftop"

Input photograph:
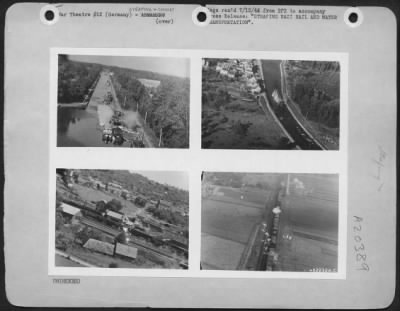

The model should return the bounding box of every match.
[83,239,114,256]
[138,78,161,89]
[60,203,81,216]
[106,210,124,220]
[115,243,138,259]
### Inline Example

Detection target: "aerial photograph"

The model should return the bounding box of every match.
[201,172,339,272]
[57,54,190,148]
[202,58,340,150]
[55,169,189,269]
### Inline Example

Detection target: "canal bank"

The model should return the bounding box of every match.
[260,60,323,150]
[57,71,155,148]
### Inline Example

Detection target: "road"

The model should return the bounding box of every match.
[107,73,155,147]
[259,60,324,150]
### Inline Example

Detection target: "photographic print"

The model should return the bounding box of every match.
[201,172,339,272]
[202,58,340,150]
[54,169,189,269]
[57,54,190,148]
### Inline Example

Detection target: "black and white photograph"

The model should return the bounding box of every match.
[4,2,397,308]
[57,54,190,148]
[201,172,339,272]
[202,58,340,150]
[54,169,189,269]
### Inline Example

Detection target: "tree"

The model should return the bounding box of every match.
[56,211,65,230]
[115,231,129,245]
[55,232,72,251]
[233,121,251,137]
[105,199,123,212]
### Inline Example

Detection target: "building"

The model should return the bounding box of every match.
[107,182,123,195]
[89,178,106,190]
[149,199,158,205]
[141,218,163,233]
[83,239,114,256]
[115,243,138,260]
[138,78,161,94]
[120,190,131,200]
[105,210,124,222]
[59,202,82,224]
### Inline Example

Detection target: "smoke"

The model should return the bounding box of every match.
[122,111,139,129]
[97,105,114,127]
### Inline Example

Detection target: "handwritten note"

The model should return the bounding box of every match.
[371,145,387,191]
[353,216,369,271]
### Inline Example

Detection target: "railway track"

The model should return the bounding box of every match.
[127,237,178,261]
[81,218,119,235]
[81,217,181,262]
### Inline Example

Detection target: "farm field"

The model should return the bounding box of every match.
[201,186,273,270]
[201,172,339,272]
[277,174,339,272]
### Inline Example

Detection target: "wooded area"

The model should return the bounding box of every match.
[286,61,340,129]
[57,55,101,103]
[82,170,189,206]
[111,67,190,148]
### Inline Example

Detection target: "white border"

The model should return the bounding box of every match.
[49,48,348,279]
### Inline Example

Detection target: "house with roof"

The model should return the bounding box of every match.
[138,78,161,90]
[105,210,124,222]
[115,243,138,260]
[107,182,123,195]
[83,239,115,256]
[59,202,82,224]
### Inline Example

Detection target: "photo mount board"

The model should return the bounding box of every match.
[4,3,397,308]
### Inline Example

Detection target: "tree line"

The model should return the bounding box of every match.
[111,66,190,148]
[57,55,101,103]
[146,205,188,227]
[83,170,189,205]
[286,61,340,129]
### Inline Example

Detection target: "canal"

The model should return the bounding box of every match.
[261,59,283,98]
[57,72,116,147]
[57,72,146,148]
[261,60,322,150]
[57,105,106,147]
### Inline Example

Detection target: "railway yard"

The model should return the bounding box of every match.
[55,169,189,269]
